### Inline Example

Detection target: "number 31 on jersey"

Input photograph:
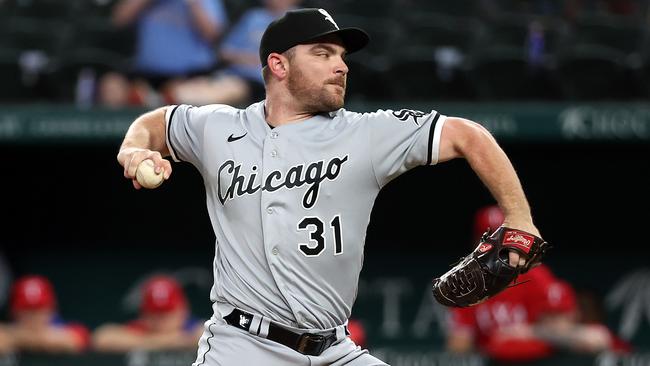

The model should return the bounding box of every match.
[297,215,343,257]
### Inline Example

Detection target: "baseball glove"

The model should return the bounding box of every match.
[432,226,550,308]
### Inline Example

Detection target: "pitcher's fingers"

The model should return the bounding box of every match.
[144,152,169,177]
[509,251,520,267]
[126,153,146,179]
[160,160,172,180]
[124,153,136,178]
[148,152,165,165]
[149,156,171,178]
[132,179,142,190]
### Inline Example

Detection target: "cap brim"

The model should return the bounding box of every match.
[305,27,370,55]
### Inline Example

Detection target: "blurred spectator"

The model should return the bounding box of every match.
[0,251,11,355]
[92,275,203,352]
[97,0,229,108]
[0,275,90,354]
[575,287,633,353]
[445,205,622,363]
[169,0,300,106]
[0,251,11,311]
[0,326,11,355]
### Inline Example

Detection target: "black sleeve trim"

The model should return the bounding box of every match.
[167,105,182,162]
[427,112,441,165]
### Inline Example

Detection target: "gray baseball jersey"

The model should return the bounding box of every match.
[165,101,447,330]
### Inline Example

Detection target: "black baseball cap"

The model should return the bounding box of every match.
[259,8,370,67]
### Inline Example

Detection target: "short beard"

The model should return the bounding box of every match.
[287,64,345,113]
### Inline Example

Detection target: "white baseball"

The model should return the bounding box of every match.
[135,159,164,189]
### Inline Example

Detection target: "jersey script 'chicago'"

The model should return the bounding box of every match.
[165,101,447,329]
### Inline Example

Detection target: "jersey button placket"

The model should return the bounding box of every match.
[269,131,279,157]
[261,130,287,300]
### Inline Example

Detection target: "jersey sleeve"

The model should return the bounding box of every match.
[165,104,217,169]
[366,109,446,187]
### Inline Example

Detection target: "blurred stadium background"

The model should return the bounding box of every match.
[1,0,650,365]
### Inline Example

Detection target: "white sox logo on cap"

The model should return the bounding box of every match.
[318,9,339,29]
[259,8,369,67]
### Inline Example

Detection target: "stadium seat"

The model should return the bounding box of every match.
[71,17,136,58]
[552,15,647,100]
[485,16,531,49]
[345,56,393,101]
[1,0,80,19]
[480,13,568,54]
[77,0,119,19]
[467,45,559,100]
[0,1,10,22]
[635,46,650,98]
[386,47,476,101]
[335,0,397,17]
[395,0,485,16]
[334,15,404,58]
[398,13,485,55]
[0,17,72,55]
[47,47,129,102]
[555,44,631,100]
[490,0,565,17]
[327,15,404,101]
[567,15,647,57]
[387,13,483,100]
[0,48,37,102]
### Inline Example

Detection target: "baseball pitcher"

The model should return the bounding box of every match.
[117,8,543,366]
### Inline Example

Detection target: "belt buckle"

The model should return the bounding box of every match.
[296,333,327,356]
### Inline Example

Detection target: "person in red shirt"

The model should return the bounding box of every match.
[445,205,617,362]
[92,275,203,352]
[347,318,368,349]
[0,275,90,354]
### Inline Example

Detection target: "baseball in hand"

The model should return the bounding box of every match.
[136,159,164,189]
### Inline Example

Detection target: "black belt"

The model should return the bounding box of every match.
[223,308,345,356]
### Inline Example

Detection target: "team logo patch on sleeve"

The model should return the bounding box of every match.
[392,109,426,125]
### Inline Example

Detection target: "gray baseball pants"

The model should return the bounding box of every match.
[192,305,388,366]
